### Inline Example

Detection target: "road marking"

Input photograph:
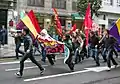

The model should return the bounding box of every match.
[0,60,30,65]
[5,65,48,72]
[24,65,120,82]
[85,65,120,72]
[24,69,90,82]
[0,57,64,65]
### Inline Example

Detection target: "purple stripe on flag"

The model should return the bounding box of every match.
[109,24,120,51]
[16,21,25,30]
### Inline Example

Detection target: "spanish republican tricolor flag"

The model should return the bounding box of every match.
[21,10,58,46]
[21,10,41,38]
[52,8,63,37]
[109,18,120,51]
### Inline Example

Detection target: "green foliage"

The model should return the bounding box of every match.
[77,0,102,17]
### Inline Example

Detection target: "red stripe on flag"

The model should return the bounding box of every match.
[27,10,41,33]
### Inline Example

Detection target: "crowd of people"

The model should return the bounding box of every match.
[10,25,119,78]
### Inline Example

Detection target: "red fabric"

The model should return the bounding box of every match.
[27,10,41,33]
[52,8,63,37]
[69,24,76,34]
[84,3,92,46]
[84,3,92,29]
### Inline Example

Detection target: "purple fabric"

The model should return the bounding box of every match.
[109,24,120,51]
[16,21,25,30]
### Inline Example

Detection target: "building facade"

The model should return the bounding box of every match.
[97,0,120,29]
[16,0,77,29]
[0,0,17,44]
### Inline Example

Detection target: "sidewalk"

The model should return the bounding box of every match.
[0,34,19,58]
[0,35,16,58]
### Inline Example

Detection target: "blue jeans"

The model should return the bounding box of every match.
[91,48,100,66]
[88,44,91,57]
[74,47,83,63]
[102,48,107,62]
[33,46,41,56]
[41,48,46,62]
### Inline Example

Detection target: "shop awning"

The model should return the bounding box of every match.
[71,13,84,20]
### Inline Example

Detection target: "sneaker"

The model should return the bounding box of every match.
[114,65,118,68]
[40,68,45,75]
[15,72,22,78]
[107,68,111,71]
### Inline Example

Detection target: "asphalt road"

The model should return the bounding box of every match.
[0,56,120,84]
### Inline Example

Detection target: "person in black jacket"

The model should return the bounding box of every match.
[99,29,118,71]
[89,31,100,66]
[15,28,45,77]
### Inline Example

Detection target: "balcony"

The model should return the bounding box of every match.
[0,0,17,9]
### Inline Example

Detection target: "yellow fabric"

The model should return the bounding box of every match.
[21,15,38,38]
[116,18,120,35]
[44,41,57,46]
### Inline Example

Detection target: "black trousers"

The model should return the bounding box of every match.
[19,51,44,75]
[107,49,118,68]
[65,49,74,70]
[46,54,55,65]
[113,48,118,57]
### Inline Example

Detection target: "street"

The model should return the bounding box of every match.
[0,56,120,84]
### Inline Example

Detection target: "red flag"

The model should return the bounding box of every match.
[69,24,77,34]
[52,8,63,37]
[84,3,92,46]
[84,3,92,29]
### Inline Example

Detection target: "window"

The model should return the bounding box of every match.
[103,0,113,6]
[52,0,66,9]
[117,0,120,7]
[27,0,44,7]
[72,1,77,11]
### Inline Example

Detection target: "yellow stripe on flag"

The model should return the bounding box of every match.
[21,15,38,38]
[116,18,120,35]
